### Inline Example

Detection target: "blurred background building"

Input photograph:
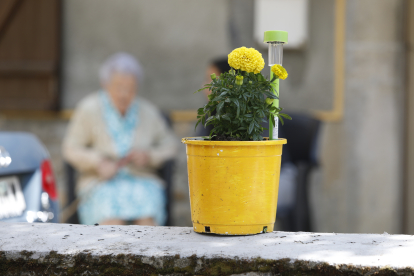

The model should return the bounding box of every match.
[0,0,412,234]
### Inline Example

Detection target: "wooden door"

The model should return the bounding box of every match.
[0,0,61,111]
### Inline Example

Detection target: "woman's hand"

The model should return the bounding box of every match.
[97,159,118,180]
[126,150,150,168]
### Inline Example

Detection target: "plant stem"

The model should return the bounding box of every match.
[269,71,279,140]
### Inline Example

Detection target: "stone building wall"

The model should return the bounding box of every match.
[310,0,405,234]
[61,0,336,113]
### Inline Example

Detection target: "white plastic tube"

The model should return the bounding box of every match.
[268,42,284,66]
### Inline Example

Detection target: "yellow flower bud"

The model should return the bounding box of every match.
[271,64,288,80]
[235,75,244,86]
[210,73,217,80]
[266,98,274,105]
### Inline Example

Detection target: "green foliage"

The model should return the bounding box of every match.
[195,70,291,141]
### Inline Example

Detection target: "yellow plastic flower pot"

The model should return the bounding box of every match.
[182,137,287,235]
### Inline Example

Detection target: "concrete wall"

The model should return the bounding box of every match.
[273,0,336,112]
[61,0,336,113]
[310,0,405,234]
[3,223,414,275]
[229,0,337,113]
[61,0,231,111]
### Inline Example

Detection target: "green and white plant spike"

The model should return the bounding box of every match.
[264,30,288,140]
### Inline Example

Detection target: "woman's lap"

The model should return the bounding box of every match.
[78,174,166,225]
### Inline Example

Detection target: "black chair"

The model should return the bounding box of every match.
[262,113,320,232]
[62,112,175,226]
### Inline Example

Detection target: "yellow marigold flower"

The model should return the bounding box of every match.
[228,47,265,74]
[271,64,288,80]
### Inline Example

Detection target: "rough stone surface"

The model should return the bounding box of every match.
[1,223,414,275]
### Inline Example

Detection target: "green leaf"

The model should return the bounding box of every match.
[231,98,240,108]
[270,106,282,113]
[195,119,201,130]
[279,113,292,120]
[248,121,254,134]
[206,120,215,126]
[241,101,246,113]
[206,115,214,123]
[194,86,210,94]
[264,91,278,99]
[278,114,285,125]
[197,108,204,115]
[217,101,225,114]
[258,110,265,117]
[222,114,231,121]
[270,114,275,128]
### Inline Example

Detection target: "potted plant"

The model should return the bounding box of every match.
[182,45,290,235]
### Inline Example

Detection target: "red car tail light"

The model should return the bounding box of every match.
[41,159,57,200]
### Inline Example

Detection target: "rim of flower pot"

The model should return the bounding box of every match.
[181,137,287,146]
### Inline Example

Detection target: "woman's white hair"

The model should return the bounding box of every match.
[99,52,144,85]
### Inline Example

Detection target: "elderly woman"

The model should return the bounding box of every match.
[63,53,177,226]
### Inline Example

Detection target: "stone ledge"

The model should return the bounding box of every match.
[1,223,414,275]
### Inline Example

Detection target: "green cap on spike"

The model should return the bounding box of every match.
[264,30,288,44]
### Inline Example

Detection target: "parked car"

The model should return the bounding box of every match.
[0,132,59,223]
